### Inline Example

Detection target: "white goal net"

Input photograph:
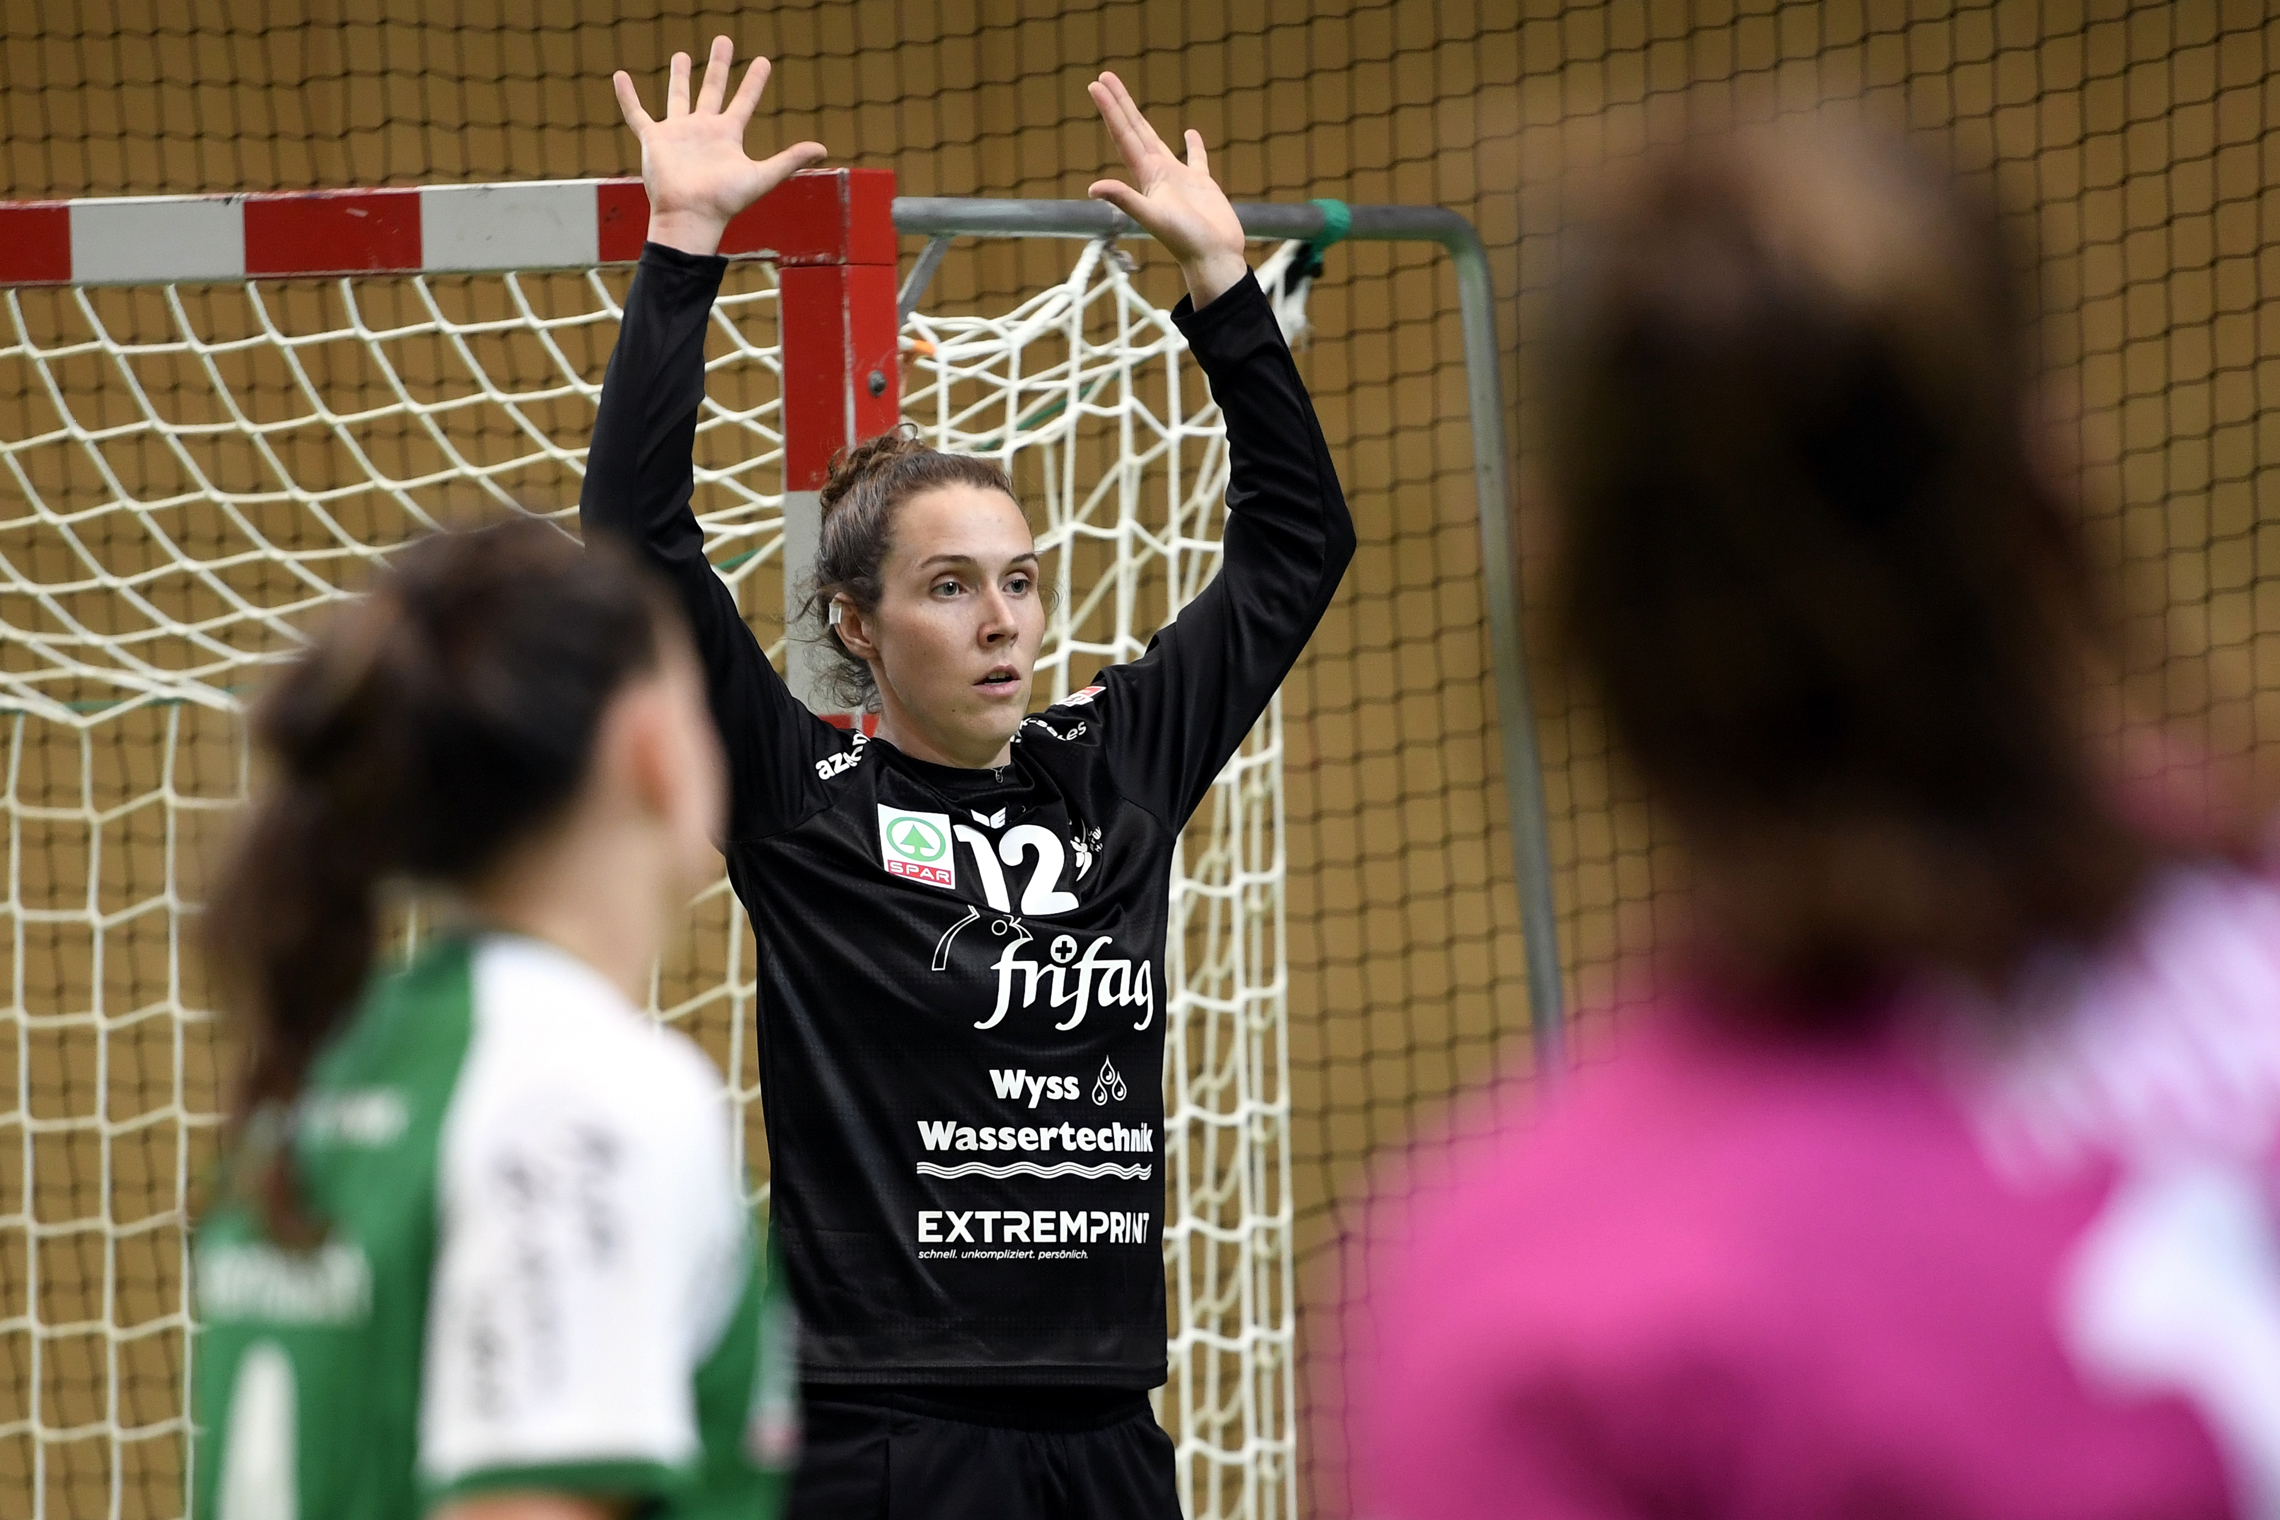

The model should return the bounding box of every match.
[0,224,1295,1518]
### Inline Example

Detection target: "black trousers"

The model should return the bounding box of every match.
[786,1386,1183,1520]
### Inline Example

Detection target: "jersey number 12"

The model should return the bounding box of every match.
[954,823,1080,916]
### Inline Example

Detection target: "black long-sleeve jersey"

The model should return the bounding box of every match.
[580,243,1354,1387]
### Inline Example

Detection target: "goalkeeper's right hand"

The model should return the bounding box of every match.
[612,36,828,258]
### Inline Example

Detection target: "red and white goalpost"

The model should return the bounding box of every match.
[0,167,904,718]
[0,167,1401,1520]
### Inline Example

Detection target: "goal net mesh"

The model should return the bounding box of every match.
[0,241,1294,1518]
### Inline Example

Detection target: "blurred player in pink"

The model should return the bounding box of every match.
[1352,125,2280,1519]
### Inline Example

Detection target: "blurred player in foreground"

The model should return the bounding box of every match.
[1354,126,2280,1518]
[191,521,797,1520]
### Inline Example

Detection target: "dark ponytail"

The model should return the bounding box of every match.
[1544,125,2152,1012]
[205,518,677,1241]
[795,425,1023,710]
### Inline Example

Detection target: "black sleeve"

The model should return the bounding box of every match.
[1082,271,1357,827]
[579,243,842,843]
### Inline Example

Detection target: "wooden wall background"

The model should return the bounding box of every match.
[2,2,2274,1515]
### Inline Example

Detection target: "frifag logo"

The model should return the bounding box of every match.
[877,806,956,890]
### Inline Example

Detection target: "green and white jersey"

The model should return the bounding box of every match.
[191,935,797,1520]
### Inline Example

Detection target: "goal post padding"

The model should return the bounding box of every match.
[0,170,1297,1520]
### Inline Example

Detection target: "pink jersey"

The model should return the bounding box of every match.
[1350,863,2280,1519]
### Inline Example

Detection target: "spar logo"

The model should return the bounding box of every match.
[878,806,956,890]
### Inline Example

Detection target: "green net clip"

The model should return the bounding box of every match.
[1306,198,1354,257]
[1297,198,1351,281]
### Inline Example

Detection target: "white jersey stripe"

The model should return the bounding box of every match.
[916,1160,1153,1181]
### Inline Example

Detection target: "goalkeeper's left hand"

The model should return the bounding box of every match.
[1086,72,1249,309]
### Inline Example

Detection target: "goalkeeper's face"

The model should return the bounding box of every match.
[843,483,1044,769]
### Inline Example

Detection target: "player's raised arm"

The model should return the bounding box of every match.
[581,39,839,844]
[1076,73,1356,827]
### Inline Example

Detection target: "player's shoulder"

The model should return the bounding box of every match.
[805,719,873,785]
[459,935,725,1133]
[1969,857,2280,1177]
[1018,680,1114,747]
